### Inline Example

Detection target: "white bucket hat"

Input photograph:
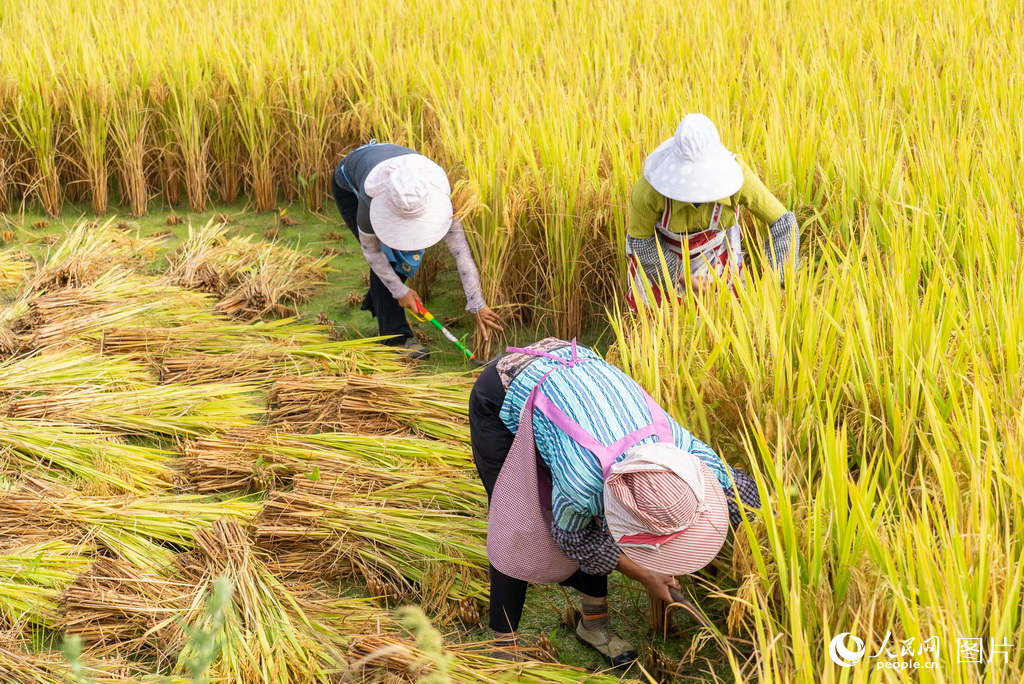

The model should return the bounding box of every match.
[363,154,453,251]
[604,442,729,575]
[643,114,744,204]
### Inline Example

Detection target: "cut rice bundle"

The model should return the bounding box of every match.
[268,373,472,442]
[346,632,633,684]
[180,429,482,512]
[173,518,372,684]
[213,249,332,321]
[0,269,220,357]
[0,352,156,396]
[0,250,33,292]
[0,540,92,629]
[165,221,239,294]
[59,556,191,655]
[3,381,262,437]
[0,635,152,684]
[0,419,175,495]
[255,493,487,621]
[0,481,261,569]
[101,322,408,381]
[168,220,331,320]
[26,219,164,293]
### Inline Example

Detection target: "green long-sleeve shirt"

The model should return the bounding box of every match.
[627,158,788,239]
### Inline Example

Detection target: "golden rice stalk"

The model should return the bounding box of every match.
[1,64,61,217]
[0,635,150,684]
[0,481,261,569]
[3,381,262,437]
[58,556,191,655]
[255,492,487,621]
[107,65,152,217]
[213,248,331,321]
[346,632,633,684]
[179,429,483,512]
[0,540,91,629]
[61,64,111,214]
[0,419,174,495]
[0,351,155,396]
[0,250,33,292]
[25,218,163,293]
[173,518,368,684]
[268,373,472,442]
[0,269,220,357]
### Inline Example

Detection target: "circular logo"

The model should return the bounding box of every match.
[829,633,866,667]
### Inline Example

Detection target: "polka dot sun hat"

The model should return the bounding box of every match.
[642,113,744,204]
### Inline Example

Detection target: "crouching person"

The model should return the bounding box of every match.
[468,338,762,664]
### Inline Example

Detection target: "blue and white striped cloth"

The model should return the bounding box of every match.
[498,344,734,532]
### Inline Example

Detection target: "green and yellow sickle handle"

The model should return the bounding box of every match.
[413,301,479,363]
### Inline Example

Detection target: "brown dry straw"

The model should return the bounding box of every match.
[268,373,472,442]
[58,557,191,657]
[172,518,373,684]
[179,429,483,512]
[255,492,487,623]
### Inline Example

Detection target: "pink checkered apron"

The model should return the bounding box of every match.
[486,341,675,583]
[625,198,745,309]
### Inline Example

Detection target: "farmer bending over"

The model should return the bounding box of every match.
[626,113,799,307]
[331,141,503,359]
[469,338,761,663]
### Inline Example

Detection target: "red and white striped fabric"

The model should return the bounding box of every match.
[487,376,580,584]
[625,197,745,309]
[605,443,729,575]
[487,341,728,582]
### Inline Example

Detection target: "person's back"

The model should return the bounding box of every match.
[497,343,729,532]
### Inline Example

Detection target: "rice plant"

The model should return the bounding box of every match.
[608,216,1024,681]
[268,373,472,442]
[7,0,1017,333]
[0,540,92,629]
[180,429,483,512]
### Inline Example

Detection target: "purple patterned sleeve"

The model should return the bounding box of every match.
[551,520,620,576]
[627,234,685,286]
[764,212,799,286]
[357,230,410,300]
[725,468,762,527]
[442,219,487,313]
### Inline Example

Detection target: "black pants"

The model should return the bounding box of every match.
[331,172,414,344]
[469,361,608,633]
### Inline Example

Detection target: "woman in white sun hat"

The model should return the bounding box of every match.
[468,337,762,664]
[626,113,799,307]
[331,141,503,359]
